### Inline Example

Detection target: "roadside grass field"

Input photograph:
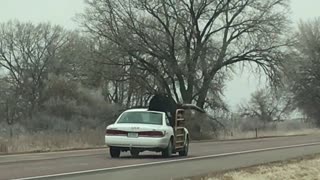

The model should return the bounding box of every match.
[0,130,105,154]
[182,153,320,180]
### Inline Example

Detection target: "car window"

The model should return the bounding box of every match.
[117,111,163,125]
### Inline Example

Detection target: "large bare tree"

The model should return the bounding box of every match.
[80,0,291,108]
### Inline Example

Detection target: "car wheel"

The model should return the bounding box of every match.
[179,137,189,156]
[109,147,120,158]
[130,149,140,157]
[162,139,173,158]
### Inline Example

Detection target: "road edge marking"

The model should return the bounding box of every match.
[13,141,320,180]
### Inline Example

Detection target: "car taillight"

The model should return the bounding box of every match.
[138,131,164,137]
[106,129,127,136]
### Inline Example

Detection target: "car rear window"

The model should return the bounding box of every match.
[117,111,163,125]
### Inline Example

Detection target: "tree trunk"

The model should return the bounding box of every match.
[196,76,212,109]
[126,89,132,108]
[196,88,209,109]
[196,67,220,108]
[181,89,193,104]
[9,126,13,138]
[114,81,118,103]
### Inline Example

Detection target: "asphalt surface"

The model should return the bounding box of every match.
[1,134,320,180]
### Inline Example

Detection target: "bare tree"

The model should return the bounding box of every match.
[80,0,291,108]
[239,87,293,128]
[0,21,68,117]
[82,38,161,106]
[0,21,123,135]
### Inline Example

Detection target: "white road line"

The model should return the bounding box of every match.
[13,141,320,180]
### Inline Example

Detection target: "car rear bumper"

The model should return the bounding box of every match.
[105,135,170,149]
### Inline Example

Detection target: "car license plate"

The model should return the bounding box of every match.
[128,132,138,138]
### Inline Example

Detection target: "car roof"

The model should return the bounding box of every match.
[125,108,148,112]
[124,108,163,113]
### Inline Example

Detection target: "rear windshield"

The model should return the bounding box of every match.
[117,111,163,125]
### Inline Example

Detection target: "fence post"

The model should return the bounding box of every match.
[255,128,258,138]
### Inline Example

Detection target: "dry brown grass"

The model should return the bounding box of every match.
[0,130,105,154]
[218,128,320,140]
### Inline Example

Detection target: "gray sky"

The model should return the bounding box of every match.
[0,0,320,109]
[0,0,84,29]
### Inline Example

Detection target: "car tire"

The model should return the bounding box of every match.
[179,137,189,156]
[130,149,140,157]
[162,139,173,158]
[110,147,120,158]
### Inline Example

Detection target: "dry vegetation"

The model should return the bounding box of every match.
[0,130,105,154]
[1,127,317,154]
[217,129,319,141]
[219,126,320,140]
[0,109,316,154]
[189,154,320,180]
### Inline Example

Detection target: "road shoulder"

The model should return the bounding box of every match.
[180,153,320,180]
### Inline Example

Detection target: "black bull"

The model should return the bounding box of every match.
[148,94,181,127]
[147,94,226,131]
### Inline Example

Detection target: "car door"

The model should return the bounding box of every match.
[164,114,174,137]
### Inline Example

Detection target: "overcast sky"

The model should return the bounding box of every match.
[0,0,319,109]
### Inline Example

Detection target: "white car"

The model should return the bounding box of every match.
[105,108,189,158]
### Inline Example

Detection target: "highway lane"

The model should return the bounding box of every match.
[53,144,320,180]
[0,134,319,180]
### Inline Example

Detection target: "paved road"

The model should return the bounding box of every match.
[1,134,320,180]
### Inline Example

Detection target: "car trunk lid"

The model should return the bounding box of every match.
[107,124,165,138]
